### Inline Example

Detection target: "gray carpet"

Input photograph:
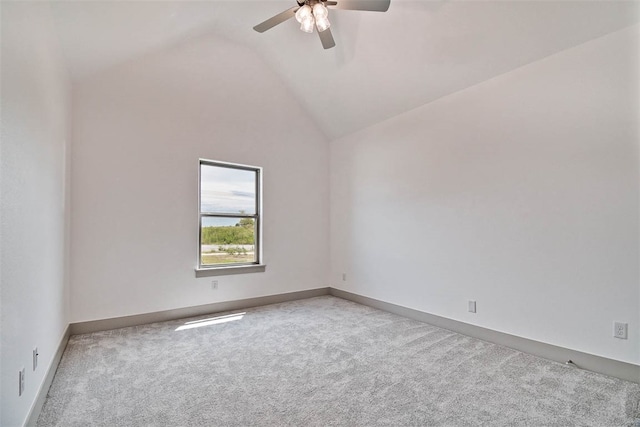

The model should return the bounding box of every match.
[38,296,640,426]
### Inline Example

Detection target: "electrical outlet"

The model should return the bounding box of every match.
[19,368,25,396]
[33,348,38,371]
[342,273,346,281]
[211,280,218,290]
[614,322,628,339]
[468,300,476,313]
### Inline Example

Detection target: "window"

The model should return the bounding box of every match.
[197,159,263,274]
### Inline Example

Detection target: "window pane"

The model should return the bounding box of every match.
[200,164,256,215]
[200,217,256,265]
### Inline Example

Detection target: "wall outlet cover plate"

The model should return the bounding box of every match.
[614,322,628,339]
[468,300,477,313]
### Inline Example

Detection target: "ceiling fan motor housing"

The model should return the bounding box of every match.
[298,0,325,6]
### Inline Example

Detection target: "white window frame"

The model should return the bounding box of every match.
[195,159,265,277]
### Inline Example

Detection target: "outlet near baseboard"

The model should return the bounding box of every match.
[19,367,25,396]
[614,322,628,339]
[468,300,476,313]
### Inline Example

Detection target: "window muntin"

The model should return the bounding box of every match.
[198,160,261,268]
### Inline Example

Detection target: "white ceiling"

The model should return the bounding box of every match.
[51,0,639,139]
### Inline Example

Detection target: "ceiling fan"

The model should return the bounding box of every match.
[253,0,391,50]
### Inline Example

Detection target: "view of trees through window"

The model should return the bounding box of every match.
[200,216,256,265]
[199,160,260,267]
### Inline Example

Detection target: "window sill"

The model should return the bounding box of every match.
[195,264,266,278]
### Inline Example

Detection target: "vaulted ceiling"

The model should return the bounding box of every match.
[51,0,639,139]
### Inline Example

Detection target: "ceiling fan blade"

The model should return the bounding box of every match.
[253,6,299,33]
[326,0,390,12]
[317,27,336,49]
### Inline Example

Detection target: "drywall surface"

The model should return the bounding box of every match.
[0,3,71,426]
[330,26,639,365]
[70,35,329,322]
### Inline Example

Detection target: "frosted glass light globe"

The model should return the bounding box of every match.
[295,5,312,23]
[315,16,330,32]
[300,16,315,33]
[312,3,328,19]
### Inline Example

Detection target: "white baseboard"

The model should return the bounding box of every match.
[24,324,71,427]
[70,287,331,335]
[330,288,640,384]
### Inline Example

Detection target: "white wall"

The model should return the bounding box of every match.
[70,35,330,322]
[0,3,71,426]
[331,26,639,365]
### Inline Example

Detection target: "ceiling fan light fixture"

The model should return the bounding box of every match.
[295,4,312,23]
[253,0,390,49]
[300,16,315,33]
[315,16,330,32]
[312,2,329,19]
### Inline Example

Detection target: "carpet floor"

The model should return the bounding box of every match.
[38,296,640,426]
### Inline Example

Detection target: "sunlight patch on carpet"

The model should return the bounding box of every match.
[175,312,245,331]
